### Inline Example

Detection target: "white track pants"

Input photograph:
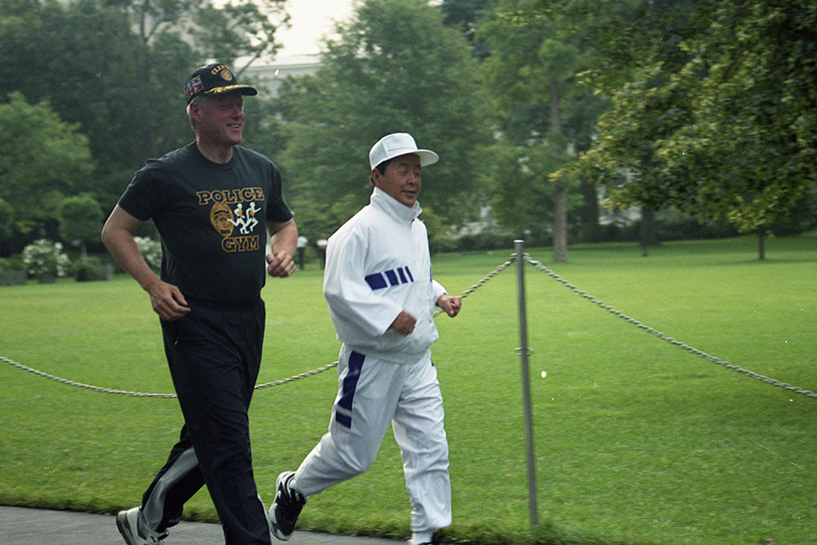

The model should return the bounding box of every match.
[293,345,451,533]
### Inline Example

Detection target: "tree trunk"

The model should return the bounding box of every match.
[640,205,657,256]
[578,180,601,242]
[757,231,766,260]
[550,82,562,134]
[553,186,568,263]
[550,82,568,263]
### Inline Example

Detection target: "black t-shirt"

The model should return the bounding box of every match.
[118,142,293,306]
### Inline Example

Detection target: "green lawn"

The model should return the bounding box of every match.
[1,235,815,545]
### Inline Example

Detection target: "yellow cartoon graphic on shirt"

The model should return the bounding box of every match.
[198,187,264,253]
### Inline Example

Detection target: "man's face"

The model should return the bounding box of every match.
[372,153,422,208]
[194,92,245,148]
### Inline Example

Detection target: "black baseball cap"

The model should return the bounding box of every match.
[183,63,258,103]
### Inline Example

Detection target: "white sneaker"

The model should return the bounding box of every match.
[116,507,168,545]
[407,531,436,545]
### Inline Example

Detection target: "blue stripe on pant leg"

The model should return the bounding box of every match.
[335,351,365,428]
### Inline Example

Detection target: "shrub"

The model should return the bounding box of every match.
[134,236,162,272]
[21,239,71,278]
[70,255,107,282]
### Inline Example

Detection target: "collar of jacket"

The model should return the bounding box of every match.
[370,187,422,225]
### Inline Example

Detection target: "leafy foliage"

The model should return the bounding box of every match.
[0,0,288,217]
[276,0,494,239]
[0,199,13,242]
[2,0,815,261]
[58,195,104,260]
[0,92,94,234]
[477,0,604,257]
[488,136,574,241]
[576,0,817,241]
[123,0,289,67]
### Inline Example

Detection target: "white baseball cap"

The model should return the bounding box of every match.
[369,133,439,170]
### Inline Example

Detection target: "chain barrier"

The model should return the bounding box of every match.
[433,255,516,317]
[522,253,817,400]
[5,251,812,399]
[2,257,516,398]
[1,354,178,398]
[0,352,345,399]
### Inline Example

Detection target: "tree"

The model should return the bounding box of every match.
[478,0,602,261]
[441,0,495,30]
[276,0,494,238]
[440,0,496,58]
[112,0,290,166]
[0,0,191,211]
[0,0,290,214]
[123,0,288,68]
[488,136,576,244]
[58,195,104,264]
[576,0,817,259]
[0,92,94,235]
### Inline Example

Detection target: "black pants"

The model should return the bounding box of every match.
[141,299,271,545]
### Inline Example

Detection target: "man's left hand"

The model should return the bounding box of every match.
[266,251,296,277]
[437,294,462,317]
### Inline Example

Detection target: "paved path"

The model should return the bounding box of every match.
[0,506,403,545]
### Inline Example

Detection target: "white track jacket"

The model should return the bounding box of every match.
[323,188,447,364]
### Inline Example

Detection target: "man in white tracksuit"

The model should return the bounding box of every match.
[269,133,462,545]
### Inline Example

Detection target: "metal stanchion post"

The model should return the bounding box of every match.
[515,240,538,529]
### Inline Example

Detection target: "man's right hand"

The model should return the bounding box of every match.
[102,205,191,321]
[146,278,190,321]
[389,310,417,336]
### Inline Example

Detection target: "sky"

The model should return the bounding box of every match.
[274,0,356,59]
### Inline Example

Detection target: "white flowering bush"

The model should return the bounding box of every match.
[134,236,162,271]
[22,239,72,278]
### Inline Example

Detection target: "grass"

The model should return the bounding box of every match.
[1,235,816,545]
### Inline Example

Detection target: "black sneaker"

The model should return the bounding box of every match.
[268,471,307,541]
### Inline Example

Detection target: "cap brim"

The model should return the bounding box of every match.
[203,84,258,98]
[416,150,439,167]
[370,147,440,170]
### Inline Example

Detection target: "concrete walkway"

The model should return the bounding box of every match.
[0,506,403,545]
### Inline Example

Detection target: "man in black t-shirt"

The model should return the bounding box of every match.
[102,63,298,545]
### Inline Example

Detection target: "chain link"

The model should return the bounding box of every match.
[4,251,814,400]
[2,257,517,398]
[433,255,516,317]
[0,353,340,399]
[522,253,817,400]
[1,354,178,398]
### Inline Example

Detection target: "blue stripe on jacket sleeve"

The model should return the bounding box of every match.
[365,273,387,290]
